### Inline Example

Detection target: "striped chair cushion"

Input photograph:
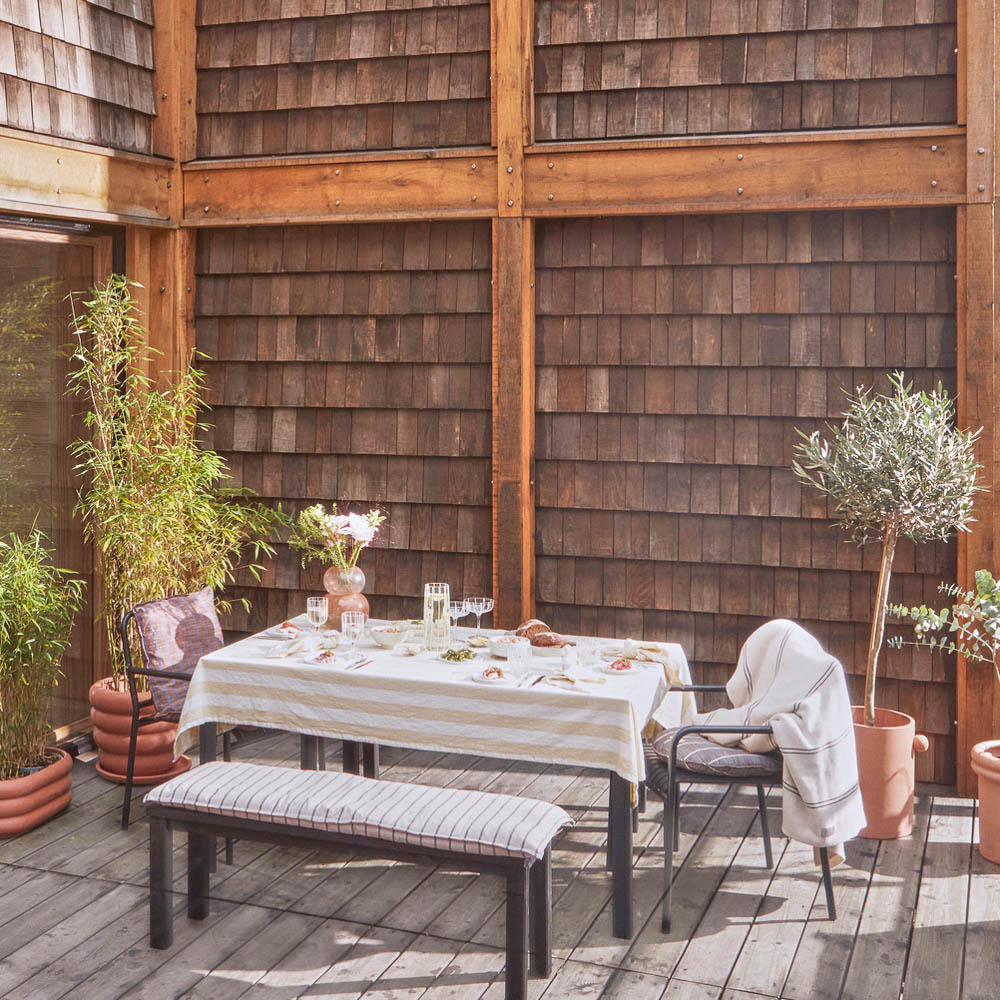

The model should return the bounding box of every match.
[652,728,782,778]
[145,762,573,861]
[132,589,224,716]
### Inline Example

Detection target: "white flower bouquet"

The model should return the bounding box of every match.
[289,503,386,571]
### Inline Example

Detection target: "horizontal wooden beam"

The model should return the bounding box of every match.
[525,128,966,216]
[0,127,172,225]
[183,150,498,226]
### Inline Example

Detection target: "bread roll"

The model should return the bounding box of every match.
[516,619,550,638]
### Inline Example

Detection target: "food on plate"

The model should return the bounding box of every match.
[442,647,476,662]
[607,658,633,672]
[482,665,506,681]
[530,630,568,648]
[467,635,489,648]
[515,619,550,639]
[313,649,337,664]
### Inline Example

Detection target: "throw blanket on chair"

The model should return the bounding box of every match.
[694,619,866,863]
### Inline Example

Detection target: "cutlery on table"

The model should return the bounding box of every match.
[345,658,373,671]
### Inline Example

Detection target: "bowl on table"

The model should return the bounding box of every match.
[370,625,407,649]
[487,634,525,658]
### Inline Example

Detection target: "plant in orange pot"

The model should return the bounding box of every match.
[892,570,1000,860]
[0,530,86,836]
[793,371,981,838]
[67,276,287,783]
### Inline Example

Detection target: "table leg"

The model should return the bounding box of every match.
[342,740,360,774]
[199,722,217,765]
[299,735,319,770]
[361,742,380,778]
[609,770,633,939]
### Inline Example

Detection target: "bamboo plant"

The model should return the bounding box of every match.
[0,530,85,781]
[67,275,287,680]
[792,372,981,727]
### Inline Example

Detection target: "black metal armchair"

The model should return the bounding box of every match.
[645,684,836,932]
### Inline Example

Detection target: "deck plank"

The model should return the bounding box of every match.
[961,810,1000,1000]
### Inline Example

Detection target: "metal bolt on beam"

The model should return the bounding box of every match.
[471,163,477,170]
[547,162,554,169]
[978,147,986,154]
[548,193,554,200]
[737,187,744,194]
[931,145,938,151]
[203,205,209,212]
[737,153,743,160]
[507,199,514,206]
[980,184,986,191]
[931,180,938,187]
[507,166,514,173]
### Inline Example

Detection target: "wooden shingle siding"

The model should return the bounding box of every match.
[194,1,491,157]
[0,0,156,153]
[194,221,493,628]
[534,208,957,784]
[534,0,957,140]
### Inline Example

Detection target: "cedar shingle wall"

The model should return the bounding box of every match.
[0,0,156,153]
[195,0,491,157]
[535,208,958,783]
[534,0,957,140]
[195,221,493,628]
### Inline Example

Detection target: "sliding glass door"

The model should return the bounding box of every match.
[0,226,111,729]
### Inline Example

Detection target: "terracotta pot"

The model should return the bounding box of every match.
[853,706,929,839]
[971,740,1000,863]
[0,748,72,837]
[323,565,370,623]
[89,678,190,785]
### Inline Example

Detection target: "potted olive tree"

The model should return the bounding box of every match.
[793,372,981,838]
[0,530,85,836]
[67,276,286,783]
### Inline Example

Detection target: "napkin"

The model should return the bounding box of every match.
[267,635,314,658]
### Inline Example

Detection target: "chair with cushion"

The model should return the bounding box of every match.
[120,587,233,830]
[646,683,836,932]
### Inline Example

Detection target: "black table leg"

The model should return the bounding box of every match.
[361,742,380,778]
[609,770,633,939]
[199,722,217,765]
[299,734,319,770]
[342,740,361,774]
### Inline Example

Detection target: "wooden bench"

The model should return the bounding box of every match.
[145,761,571,1000]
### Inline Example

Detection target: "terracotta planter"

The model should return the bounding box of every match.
[89,678,190,785]
[853,706,929,839]
[971,740,1000,863]
[0,748,72,837]
[323,565,370,624]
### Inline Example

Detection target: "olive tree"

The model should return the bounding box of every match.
[792,372,981,727]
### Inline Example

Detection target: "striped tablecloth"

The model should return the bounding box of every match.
[175,623,692,785]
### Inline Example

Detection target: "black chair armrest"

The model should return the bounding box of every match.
[667,684,728,692]
[128,666,195,682]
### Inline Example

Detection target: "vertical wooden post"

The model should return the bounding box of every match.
[955,0,998,795]
[491,0,535,627]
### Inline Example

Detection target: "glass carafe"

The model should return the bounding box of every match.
[423,582,451,651]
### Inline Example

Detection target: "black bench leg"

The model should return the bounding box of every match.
[757,784,774,869]
[505,866,529,1000]
[819,847,836,920]
[661,788,675,932]
[188,832,212,920]
[362,742,380,778]
[529,847,552,978]
[609,770,633,939]
[342,740,360,775]
[149,817,173,949]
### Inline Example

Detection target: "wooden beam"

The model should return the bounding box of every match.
[182,151,497,226]
[525,128,966,216]
[151,0,198,167]
[492,217,535,629]
[0,128,171,224]
[965,0,994,202]
[494,0,533,216]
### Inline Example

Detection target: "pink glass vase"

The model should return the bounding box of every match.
[323,565,370,624]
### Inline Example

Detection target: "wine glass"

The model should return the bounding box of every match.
[307,597,328,634]
[449,600,469,640]
[465,596,494,634]
[341,611,365,658]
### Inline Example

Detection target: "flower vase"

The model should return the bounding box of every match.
[323,565,370,624]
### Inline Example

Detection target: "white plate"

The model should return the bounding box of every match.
[263,624,303,639]
[531,644,566,658]
[469,671,514,685]
[303,652,339,666]
[602,662,636,676]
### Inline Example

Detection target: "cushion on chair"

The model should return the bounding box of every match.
[144,761,572,861]
[132,588,224,716]
[651,728,782,778]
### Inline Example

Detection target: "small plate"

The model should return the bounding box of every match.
[439,649,478,664]
[602,661,635,676]
[304,651,339,666]
[263,623,303,639]
[469,671,514,685]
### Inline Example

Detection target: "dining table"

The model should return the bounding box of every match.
[175,619,694,939]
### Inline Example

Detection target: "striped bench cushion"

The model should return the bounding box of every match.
[145,762,572,861]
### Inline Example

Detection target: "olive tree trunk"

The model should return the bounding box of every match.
[863,524,898,728]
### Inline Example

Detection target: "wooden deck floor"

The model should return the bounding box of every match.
[1,732,997,1000]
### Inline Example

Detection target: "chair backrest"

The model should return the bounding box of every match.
[130,588,224,715]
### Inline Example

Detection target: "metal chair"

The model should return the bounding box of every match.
[646,683,836,932]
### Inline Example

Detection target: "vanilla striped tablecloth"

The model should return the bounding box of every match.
[175,624,692,785]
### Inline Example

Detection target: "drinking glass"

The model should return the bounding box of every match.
[507,636,532,674]
[448,600,469,641]
[341,611,366,657]
[465,597,494,633]
[576,637,600,668]
[307,596,328,633]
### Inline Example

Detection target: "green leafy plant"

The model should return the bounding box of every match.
[0,529,86,780]
[67,275,287,680]
[289,502,386,571]
[793,371,982,727]
[890,570,1000,687]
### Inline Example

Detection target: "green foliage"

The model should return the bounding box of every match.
[0,530,85,780]
[792,371,982,545]
[890,570,1000,686]
[67,275,288,680]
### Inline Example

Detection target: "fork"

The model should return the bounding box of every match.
[344,658,373,672]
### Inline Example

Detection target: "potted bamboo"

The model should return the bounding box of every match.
[793,372,981,838]
[892,570,1000,860]
[67,276,286,783]
[0,530,86,836]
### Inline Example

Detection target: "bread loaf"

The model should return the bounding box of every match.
[515,619,549,639]
[530,630,567,648]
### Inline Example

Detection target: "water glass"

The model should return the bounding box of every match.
[507,636,532,674]
[306,596,328,632]
[576,637,601,668]
[341,611,366,657]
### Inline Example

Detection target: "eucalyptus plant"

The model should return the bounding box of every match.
[0,530,86,780]
[67,275,287,680]
[792,371,981,727]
